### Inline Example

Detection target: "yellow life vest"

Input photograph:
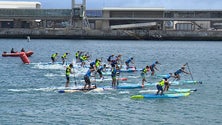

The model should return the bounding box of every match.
[66,66,71,75]
[158,79,165,86]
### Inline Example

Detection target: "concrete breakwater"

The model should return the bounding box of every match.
[0,28,222,41]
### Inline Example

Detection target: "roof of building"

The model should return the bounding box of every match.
[102,7,222,12]
[0,1,41,9]
[103,7,165,11]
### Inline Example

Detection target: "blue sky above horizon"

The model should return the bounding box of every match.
[1,0,222,10]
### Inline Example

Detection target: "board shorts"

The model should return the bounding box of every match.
[51,57,55,62]
[66,75,70,81]
[156,84,163,91]
[141,73,146,79]
[150,67,154,72]
[97,69,102,76]
[84,76,90,85]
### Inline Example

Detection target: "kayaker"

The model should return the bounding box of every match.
[11,48,17,53]
[156,78,168,95]
[21,48,25,52]
[84,67,95,89]
[65,64,73,87]
[61,53,69,65]
[51,53,58,64]
[174,64,190,81]
[149,61,160,76]
[125,57,134,69]
[141,65,150,88]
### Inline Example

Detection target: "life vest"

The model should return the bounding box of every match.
[142,68,147,74]
[75,52,79,58]
[82,56,87,61]
[96,61,100,68]
[51,53,57,58]
[66,66,71,76]
[62,53,67,59]
[158,79,165,86]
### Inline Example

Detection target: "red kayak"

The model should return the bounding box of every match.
[2,51,34,57]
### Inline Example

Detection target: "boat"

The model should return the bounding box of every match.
[131,92,190,99]
[2,51,34,57]
[139,88,197,93]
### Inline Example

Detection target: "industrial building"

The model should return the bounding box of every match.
[0,0,222,40]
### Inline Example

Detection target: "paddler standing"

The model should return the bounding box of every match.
[111,65,119,88]
[61,53,69,65]
[174,64,190,81]
[75,51,80,63]
[65,64,73,87]
[97,64,106,80]
[141,65,150,88]
[149,61,160,76]
[84,67,95,89]
[156,78,168,95]
[51,53,58,64]
[125,57,134,69]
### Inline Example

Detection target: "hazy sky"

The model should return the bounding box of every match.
[2,0,222,9]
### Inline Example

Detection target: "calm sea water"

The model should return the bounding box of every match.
[0,39,221,125]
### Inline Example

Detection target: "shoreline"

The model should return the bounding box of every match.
[1,28,222,41]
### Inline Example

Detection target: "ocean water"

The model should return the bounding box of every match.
[0,39,221,125]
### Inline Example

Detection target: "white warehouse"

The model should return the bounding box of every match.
[0,1,41,9]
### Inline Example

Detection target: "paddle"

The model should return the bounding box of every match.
[186,62,194,81]
[73,67,77,86]
[117,75,119,86]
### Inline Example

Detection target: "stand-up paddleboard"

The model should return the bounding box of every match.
[145,80,202,86]
[116,84,144,89]
[169,80,202,85]
[139,88,197,93]
[58,87,104,93]
[80,77,127,83]
[131,92,190,99]
[110,80,201,89]
[151,74,169,79]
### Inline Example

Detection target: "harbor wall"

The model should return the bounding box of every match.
[0,28,222,41]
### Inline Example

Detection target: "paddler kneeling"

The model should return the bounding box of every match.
[156,78,168,95]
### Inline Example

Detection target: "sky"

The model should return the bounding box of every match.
[1,0,222,10]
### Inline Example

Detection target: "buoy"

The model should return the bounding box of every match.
[20,52,30,64]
